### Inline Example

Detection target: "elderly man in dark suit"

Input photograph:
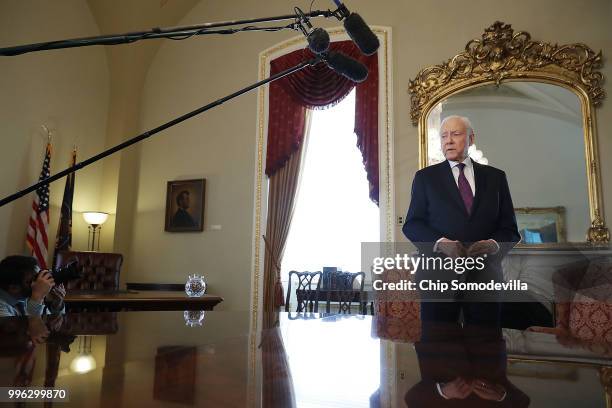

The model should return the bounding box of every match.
[403,115,521,327]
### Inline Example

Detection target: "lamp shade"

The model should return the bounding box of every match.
[82,211,109,226]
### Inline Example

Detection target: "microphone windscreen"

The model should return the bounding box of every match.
[325,51,368,83]
[307,28,330,54]
[343,13,380,56]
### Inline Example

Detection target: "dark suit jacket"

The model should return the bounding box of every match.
[403,160,521,256]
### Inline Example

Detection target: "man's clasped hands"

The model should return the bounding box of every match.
[440,377,506,401]
[436,238,498,258]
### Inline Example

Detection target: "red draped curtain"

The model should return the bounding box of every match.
[262,40,379,311]
[266,40,379,204]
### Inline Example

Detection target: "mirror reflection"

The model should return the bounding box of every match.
[427,82,589,244]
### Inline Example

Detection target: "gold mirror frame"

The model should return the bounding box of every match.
[408,21,609,244]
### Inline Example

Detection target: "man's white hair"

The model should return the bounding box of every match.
[439,115,475,137]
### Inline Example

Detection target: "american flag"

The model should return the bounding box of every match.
[26,143,51,270]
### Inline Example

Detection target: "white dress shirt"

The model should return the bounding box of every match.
[448,156,475,196]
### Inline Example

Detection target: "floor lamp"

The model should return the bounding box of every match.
[82,211,108,251]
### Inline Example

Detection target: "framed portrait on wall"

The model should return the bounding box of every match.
[165,179,205,232]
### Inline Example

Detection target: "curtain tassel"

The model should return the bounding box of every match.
[274,279,285,307]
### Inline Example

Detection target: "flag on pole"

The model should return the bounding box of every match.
[26,142,52,270]
[53,148,76,267]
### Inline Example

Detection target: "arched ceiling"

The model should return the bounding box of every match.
[86,0,199,81]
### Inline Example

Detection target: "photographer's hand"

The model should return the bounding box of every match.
[31,270,55,304]
[46,313,64,332]
[45,284,66,313]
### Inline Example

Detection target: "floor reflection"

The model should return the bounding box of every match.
[1,310,609,407]
[407,323,529,407]
[280,313,381,408]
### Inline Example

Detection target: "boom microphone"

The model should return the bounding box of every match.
[330,1,380,56]
[324,51,368,83]
[307,28,331,54]
[295,7,330,54]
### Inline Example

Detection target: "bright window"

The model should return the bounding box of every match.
[281,90,380,281]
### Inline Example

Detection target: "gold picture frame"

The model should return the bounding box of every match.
[515,206,566,245]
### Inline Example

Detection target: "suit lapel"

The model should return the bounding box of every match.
[470,161,486,219]
[438,162,468,216]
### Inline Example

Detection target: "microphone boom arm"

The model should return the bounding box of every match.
[0,10,335,56]
[0,56,323,207]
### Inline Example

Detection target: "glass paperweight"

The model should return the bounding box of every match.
[185,274,207,297]
[184,310,206,327]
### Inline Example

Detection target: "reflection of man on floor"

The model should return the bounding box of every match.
[402,115,521,327]
[405,323,530,407]
[171,190,196,228]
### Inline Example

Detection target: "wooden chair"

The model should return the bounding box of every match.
[284,271,322,312]
[321,271,365,314]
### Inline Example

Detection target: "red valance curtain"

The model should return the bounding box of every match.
[265,40,379,204]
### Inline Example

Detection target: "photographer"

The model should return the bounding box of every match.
[0,255,65,317]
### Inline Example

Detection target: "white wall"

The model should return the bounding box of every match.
[0,1,110,259]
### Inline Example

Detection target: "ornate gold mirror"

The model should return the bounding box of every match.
[409,21,609,246]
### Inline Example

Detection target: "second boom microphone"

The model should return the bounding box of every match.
[330,0,380,56]
[324,50,368,83]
